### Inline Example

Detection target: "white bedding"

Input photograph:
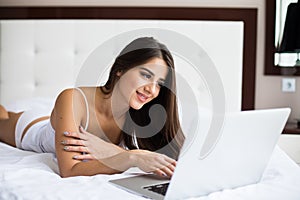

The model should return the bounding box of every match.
[0,99,300,200]
[1,141,300,200]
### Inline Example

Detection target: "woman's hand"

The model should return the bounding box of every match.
[62,127,177,177]
[62,126,124,160]
[129,149,177,177]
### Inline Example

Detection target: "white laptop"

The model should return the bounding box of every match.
[109,108,290,200]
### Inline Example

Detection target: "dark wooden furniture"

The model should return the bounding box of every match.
[284,122,300,134]
[265,0,300,75]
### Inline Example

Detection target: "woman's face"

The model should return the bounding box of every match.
[116,57,169,110]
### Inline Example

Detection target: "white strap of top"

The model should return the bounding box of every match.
[75,88,89,130]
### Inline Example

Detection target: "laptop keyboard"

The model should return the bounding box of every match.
[143,182,170,196]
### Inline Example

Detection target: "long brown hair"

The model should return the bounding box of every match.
[101,37,185,159]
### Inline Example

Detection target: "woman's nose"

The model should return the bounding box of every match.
[145,82,158,95]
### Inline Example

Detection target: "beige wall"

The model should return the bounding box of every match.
[0,0,299,122]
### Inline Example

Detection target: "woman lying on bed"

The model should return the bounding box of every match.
[0,37,185,178]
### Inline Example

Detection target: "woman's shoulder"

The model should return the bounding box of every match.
[56,88,80,102]
[52,88,76,113]
[54,87,98,109]
[57,87,97,99]
[51,87,96,124]
[76,86,99,95]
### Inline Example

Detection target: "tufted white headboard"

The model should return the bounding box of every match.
[0,19,245,113]
[0,20,115,105]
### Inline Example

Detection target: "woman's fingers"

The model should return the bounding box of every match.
[154,166,173,177]
[154,169,167,177]
[63,131,84,140]
[158,155,176,170]
[72,154,95,160]
[160,166,173,177]
[163,155,177,166]
[167,163,176,172]
[79,125,86,133]
[155,155,177,177]
[79,126,90,138]
[63,126,89,140]
[61,139,84,146]
[63,145,89,153]
[152,158,176,177]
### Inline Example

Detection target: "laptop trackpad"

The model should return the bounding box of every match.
[109,174,170,199]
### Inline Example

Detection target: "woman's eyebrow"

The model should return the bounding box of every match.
[140,67,166,82]
[140,67,154,76]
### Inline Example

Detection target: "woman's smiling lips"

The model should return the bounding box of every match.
[136,91,149,103]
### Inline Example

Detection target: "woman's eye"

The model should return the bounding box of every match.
[141,72,151,79]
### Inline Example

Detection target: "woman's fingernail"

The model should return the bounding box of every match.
[63,146,69,151]
[73,155,78,159]
[61,140,66,145]
[63,131,69,136]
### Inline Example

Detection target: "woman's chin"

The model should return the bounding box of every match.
[130,102,144,110]
[131,105,143,110]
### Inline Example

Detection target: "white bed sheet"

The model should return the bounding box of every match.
[0,141,300,200]
[1,98,300,200]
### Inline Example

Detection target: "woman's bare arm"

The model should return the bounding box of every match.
[52,89,176,177]
[62,126,177,177]
[51,89,128,177]
[62,126,125,160]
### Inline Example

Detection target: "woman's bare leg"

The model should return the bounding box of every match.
[0,105,9,119]
[0,105,23,147]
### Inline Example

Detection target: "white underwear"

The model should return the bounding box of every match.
[15,107,55,153]
[21,119,55,153]
[14,88,90,154]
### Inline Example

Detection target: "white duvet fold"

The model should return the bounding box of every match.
[1,142,300,200]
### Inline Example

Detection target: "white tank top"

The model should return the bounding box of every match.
[74,87,90,130]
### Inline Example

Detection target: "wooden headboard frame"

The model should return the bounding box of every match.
[0,6,257,110]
